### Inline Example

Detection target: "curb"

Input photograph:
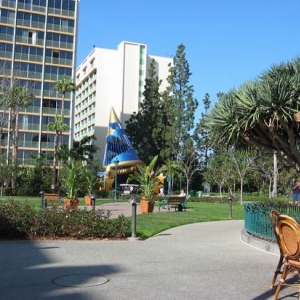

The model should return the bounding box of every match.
[241,229,280,255]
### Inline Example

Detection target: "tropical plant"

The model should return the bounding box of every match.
[47,115,69,189]
[207,56,300,169]
[48,75,75,189]
[59,160,83,199]
[82,161,99,195]
[4,85,33,194]
[53,74,75,119]
[127,156,160,199]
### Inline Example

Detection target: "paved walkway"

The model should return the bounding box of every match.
[83,201,169,217]
[0,203,295,300]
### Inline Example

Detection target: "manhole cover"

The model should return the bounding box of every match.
[52,274,108,287]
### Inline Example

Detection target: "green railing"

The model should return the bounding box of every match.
[244,202,300,242]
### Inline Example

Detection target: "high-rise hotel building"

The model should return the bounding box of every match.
[0,0,79,165]
[75,41,172,163]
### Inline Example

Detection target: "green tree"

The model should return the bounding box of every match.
[173,137,202,195]
[161,44,198,162]
[203,151,237,197]
[227,149,259,204]
[54,74,75,119]
[47,75,75,190]
[207,57,300,169]
[0,153,11,196]
[278,166,297,197]
[125,59,163,164]
[82,159,100,196]
[4,85,33,194]
[158,159,180,194]
[47,115,68,189]
[71,135,98,163]
[56,135,97,167]
[194,93,211,169]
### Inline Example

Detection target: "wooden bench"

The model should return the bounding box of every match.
[158,195,187,212]
[43,193,60,207]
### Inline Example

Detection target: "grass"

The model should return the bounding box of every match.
[0,196,114,207]
[136,201,245,238]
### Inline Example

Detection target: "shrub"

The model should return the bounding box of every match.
[0,201,131,240]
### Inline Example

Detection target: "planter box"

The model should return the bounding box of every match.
[85,195,92,206]
[63,198,79,210]
[140,199,155,214]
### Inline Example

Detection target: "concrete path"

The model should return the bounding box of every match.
[0,203,295,300]
[84,201,168,218]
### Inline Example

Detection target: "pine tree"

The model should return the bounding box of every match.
[161,44,198,162]
[125,59,163,164]
[194,93,211,169]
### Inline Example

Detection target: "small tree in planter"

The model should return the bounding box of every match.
[127,155,160,213]
[59,160,83,209]
[82,164,98,206]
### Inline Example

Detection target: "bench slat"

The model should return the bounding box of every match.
[43,193,60,207]
[158,196,186,212]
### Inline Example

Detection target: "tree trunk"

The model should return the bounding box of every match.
[11,109,19,195]
[51,130,59,190]
[272,151,278,198]
[240,178,243,205]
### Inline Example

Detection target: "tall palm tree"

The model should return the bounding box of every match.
[5,85,33,194]
[48,75,75,190]
[54,74,75,119]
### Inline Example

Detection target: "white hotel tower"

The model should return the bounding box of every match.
[75,41,172,161]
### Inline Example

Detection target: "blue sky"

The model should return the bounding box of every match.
[77,0,300,119]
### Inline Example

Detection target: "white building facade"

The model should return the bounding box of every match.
[75,41,172,162]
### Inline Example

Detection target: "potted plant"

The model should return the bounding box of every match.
[59,160,83,210]
[83,164,98,206]
[128,155,160,214]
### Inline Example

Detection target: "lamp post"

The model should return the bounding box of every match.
[91,194,97,211]
[39,190,45,208]
[129,195,138,239]
[114,159,119,200]
[228,194,233,219]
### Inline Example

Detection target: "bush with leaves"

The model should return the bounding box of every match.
[0,202,131,239]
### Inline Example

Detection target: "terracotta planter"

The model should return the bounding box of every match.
[140,199,155,214]
[63,198,79,210]
[85,195,92,206]
[295,112,300,123]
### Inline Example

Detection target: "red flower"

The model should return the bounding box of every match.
[148,170,154,178]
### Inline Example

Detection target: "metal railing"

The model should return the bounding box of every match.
[244,202,300,242]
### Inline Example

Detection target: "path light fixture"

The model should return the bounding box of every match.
[39,190,45,208]
[228,194,233,219]
[91,194,97,211]
[129,195,139,240]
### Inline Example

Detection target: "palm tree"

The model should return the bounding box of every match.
[54,74,75,119]
[5,85,33,194]
[48,75,75,190]
[47,115,69,189]
[71,135,97,162]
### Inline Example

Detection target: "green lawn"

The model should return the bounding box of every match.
[136,202,244,238]
[0,196,113,207]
